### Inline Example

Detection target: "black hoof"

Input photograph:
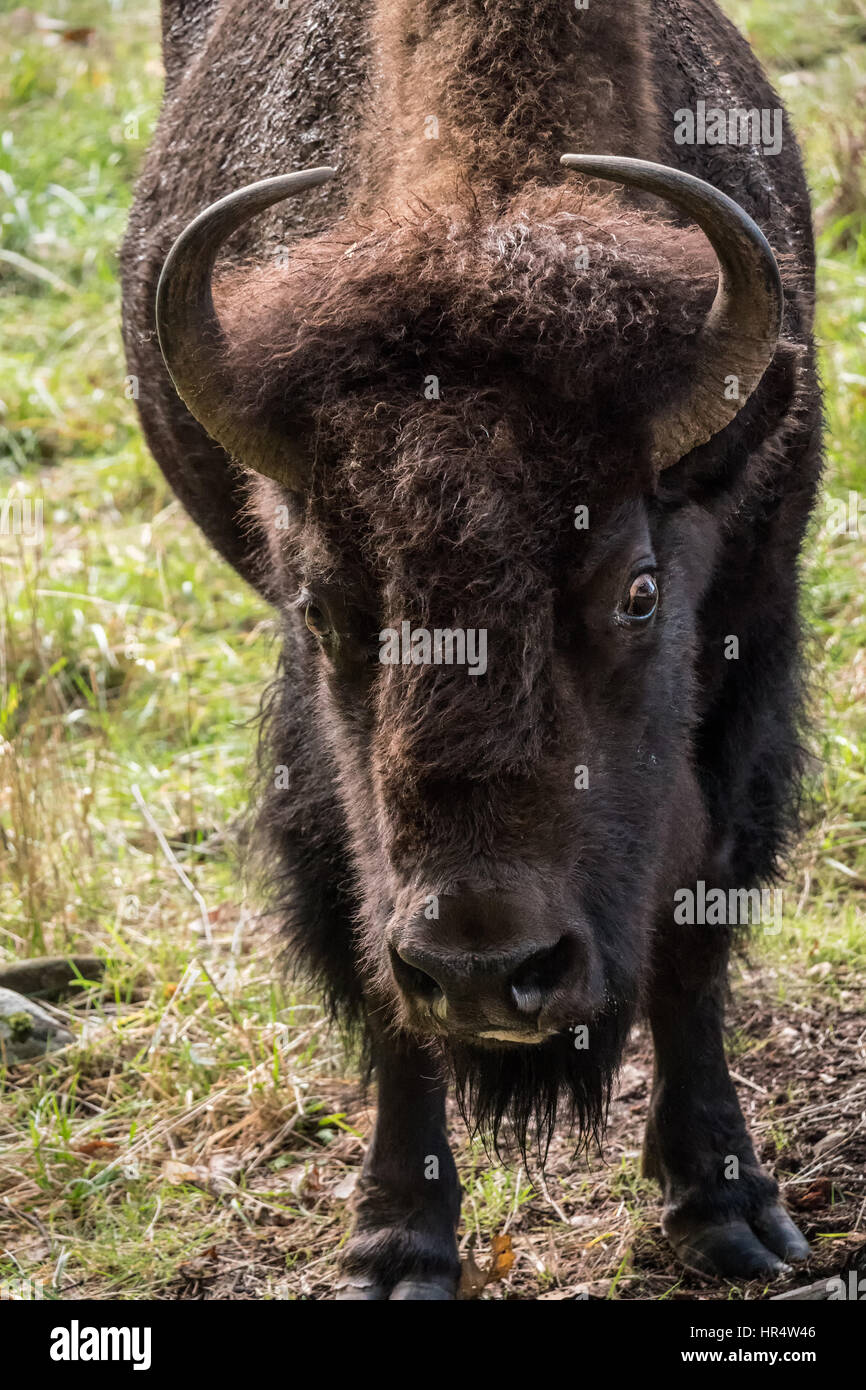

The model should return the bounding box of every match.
[335,1276,456,1300]
[335,1222,459,1301]
[335,1280,389,1300]
[389,1279,456,1300]
[670,1202,809,1280]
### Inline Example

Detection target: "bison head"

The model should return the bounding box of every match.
[155,158,786,1150]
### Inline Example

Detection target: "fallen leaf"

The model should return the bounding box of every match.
[458,1248,488,1299]
[458,1233,516,1298]
[73,1139,119,1157]
[162,1159,204,1186]
[331,1171,359,1201]
[814,1128,847,1155]
[488,1232,515,1282]
[790,1178,833,1211]
[283,1163,325,1200]
[206,1152,240,1193]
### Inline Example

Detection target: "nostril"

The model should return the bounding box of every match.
[390,946,444,1010]
[509,937,572,1015]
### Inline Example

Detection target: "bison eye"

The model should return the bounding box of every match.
[304,601,331,639]
[620,572,659,623]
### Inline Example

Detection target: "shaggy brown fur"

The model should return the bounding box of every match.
[123,0,823,1293]
[221,187,720,603]
[362,0,662,200]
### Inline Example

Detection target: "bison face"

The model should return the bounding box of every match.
[155,159,783,1146]
[261,453,728,1152]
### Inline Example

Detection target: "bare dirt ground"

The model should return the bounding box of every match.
[162,957,866,1302]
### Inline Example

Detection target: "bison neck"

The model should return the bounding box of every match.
[364,0,661,203]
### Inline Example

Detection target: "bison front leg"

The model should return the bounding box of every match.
[643,928,809,1281]
[336,1034,461,1300]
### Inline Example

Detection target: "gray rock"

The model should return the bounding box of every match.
[0,987,74,1063]
[0,954,104,1000]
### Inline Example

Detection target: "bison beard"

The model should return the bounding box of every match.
[445,1003,634,1162]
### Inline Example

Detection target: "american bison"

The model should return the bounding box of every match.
[122,0,822,1298]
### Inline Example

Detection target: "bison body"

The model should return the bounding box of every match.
[122,0,822,1296]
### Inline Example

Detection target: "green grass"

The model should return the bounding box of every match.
[0,0,273,956]
[727,0,866,68]
[1,0,864,1300]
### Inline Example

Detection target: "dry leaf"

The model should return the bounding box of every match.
[162,1159,203,1186]
[205,1152,239,1193]
[162,1154,239,1195]
[331,1171,359,1201]
[283,1162,325,1200]
[458,1248,488,1299]
[487,1232,515,1282]
[790,1177,833,1211]
[814,1128,847,1155]
[73,1139,119,1156]
[458,1232,516,1298]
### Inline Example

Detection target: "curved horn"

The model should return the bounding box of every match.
[155,167,337,486]
[560,154,783,469]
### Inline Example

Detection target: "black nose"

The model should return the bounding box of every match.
[390,887,577,1034]
[394,936,571,1018]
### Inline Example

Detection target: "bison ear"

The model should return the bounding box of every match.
[658,340,805,512]
[155,168,337,489]
[560,155,784,469]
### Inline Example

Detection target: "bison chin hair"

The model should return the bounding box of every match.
[441,999,635,1163]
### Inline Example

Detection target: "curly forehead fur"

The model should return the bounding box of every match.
[218,185,717,521]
